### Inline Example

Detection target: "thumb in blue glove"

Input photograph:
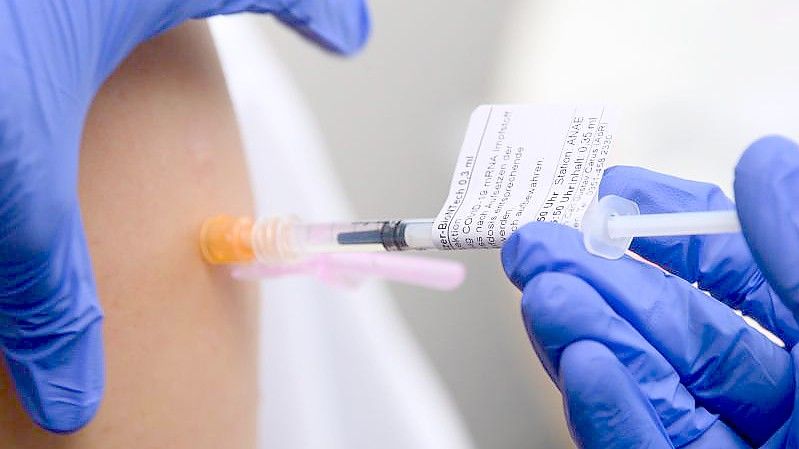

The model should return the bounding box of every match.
[0,0,369,433]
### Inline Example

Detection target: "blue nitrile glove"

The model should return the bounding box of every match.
[0,1,369,433]
[502,135,799,448]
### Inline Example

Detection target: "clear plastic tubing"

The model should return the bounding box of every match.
[201,215,436,265]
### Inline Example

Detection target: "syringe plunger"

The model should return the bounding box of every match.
[581,195,742,260]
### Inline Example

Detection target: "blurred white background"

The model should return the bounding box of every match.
[255,1,799,447]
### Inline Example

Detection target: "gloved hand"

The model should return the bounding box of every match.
[502,135,799,448]
[0,0,369,433]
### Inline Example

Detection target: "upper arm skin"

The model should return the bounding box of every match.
[0,22,258,448]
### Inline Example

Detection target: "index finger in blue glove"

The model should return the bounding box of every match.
[502,224,793,445]
[559,340,749,449]
[600,166,799,347]
[558,340,673,449]
[734,136,799,316]
[522,273,716,446]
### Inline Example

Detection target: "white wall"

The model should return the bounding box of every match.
[494,1,799,194]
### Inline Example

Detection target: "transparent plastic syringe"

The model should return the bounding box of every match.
[200,215,437,265]
[581,195,741,260]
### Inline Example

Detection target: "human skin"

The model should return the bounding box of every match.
[0,21,258,448]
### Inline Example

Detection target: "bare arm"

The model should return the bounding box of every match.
[0,22,258,449]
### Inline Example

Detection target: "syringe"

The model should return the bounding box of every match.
[581,195,741,260]
[200,215,437,264]
[201,196,743,265]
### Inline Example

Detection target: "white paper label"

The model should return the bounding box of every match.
[433,104,618,250]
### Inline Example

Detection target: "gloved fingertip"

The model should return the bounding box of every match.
[735,135,799,309]
[736,135,799,176]
[598,165,637,198]
[281,0,371,56]
[501,222,577,290]
[500,230,525,287]
[337,0,371,55]
[735,135,799,209]
[34,395,101,434]
[9,318,105,434]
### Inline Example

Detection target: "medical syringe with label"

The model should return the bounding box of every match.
[201,104,622,266]
[200,200,744,265]
[200,105,743,275]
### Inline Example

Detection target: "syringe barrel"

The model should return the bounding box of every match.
[607,210,741,239]
[285,221,388,255]
[286,220,436,254]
